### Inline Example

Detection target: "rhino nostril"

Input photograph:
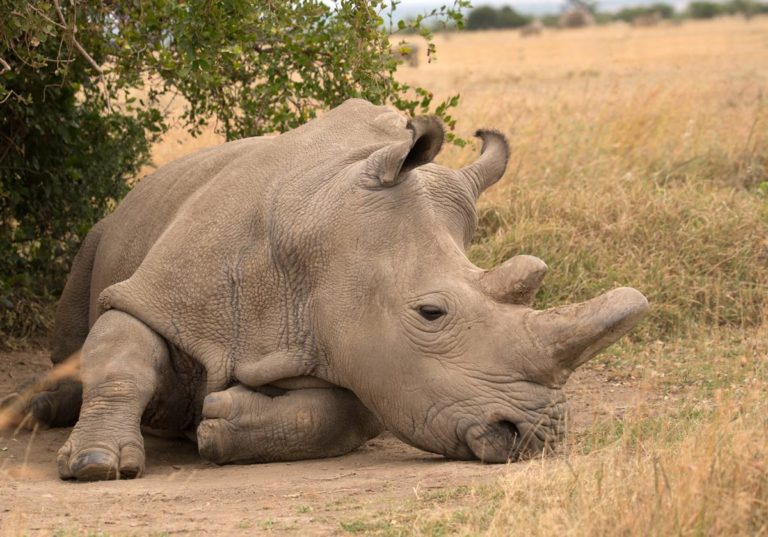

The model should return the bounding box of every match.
[465,420,525,463]
[495,420,521,443]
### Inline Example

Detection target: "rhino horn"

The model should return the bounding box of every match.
[458,129,510,197]
[365,116,444,187]
[528,287,648,372]
[481,255,548,305]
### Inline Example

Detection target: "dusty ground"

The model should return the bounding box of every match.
[0,349,654,536]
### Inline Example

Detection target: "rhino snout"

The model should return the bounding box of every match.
[463,415,561,463]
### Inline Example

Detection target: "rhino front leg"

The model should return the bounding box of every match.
[57,310,168,481]
[197,385,383,464]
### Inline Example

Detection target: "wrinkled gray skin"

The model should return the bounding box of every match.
[3,99,647,481]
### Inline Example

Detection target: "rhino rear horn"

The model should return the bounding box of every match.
[365,116,444,187]
[481,255,547,305]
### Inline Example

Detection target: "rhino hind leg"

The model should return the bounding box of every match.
[57,310,168,481]
[197,385,383,464]
[51,221,104,366]
[31,379,83,427]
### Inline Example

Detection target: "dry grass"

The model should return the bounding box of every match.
[412,18,768,338]
[403,386,768,537]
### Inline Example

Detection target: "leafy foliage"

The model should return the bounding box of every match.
[106,0,468,140]
[0,0,468,344]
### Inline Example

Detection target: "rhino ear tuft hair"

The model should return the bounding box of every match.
[365,116,444,187]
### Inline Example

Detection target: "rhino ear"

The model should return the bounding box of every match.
[365,116,444,187]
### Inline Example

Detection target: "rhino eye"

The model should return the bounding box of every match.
[418,305,445,321]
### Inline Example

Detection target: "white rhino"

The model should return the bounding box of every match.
[3,99,647,480]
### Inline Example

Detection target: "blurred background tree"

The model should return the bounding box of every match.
[0,0,468,344]
[466,5,532,29]
[613,3,675,22]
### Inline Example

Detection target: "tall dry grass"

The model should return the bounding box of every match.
[395,18,768,338]
[483,335,768,536]
[404,386,768,537]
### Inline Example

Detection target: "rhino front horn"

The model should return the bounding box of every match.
[528,287,649,372]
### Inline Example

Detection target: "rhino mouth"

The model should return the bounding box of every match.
[464,419,546,463]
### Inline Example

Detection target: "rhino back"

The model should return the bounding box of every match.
[90,99,410,391]
[89,136,270,322]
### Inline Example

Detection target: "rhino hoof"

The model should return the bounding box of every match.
[69,449,120,481]
[197,420,233,465]
[58,441,145,481]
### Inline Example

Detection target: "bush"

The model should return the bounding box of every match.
[724,0,768,16]
[0,0,467,345]
[540,14,562,27]
[1,2,158,344]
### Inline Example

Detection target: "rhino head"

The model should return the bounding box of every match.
[310,113,648,462]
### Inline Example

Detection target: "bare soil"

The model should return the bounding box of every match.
[1,349,654,536]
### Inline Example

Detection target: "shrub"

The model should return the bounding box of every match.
[0,0,467,345]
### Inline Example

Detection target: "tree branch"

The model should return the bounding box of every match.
[28,3,67,30]
[0,57,10,74]
[52,0,112,111]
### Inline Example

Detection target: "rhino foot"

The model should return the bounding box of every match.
[56,310,170,481]
[197,384,383,464]
[196,385,282,464]
[57,407,145,481]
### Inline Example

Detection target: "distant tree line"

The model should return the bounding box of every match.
[613,3,674,22]
[466,5,532,29]
[465,0,768,30]
[686,0,768,19]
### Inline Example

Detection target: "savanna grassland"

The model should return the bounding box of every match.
[1,16,767,537]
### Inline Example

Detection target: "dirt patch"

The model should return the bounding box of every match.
[1,349,653,536]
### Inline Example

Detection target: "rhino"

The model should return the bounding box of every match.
[2,99,647,481]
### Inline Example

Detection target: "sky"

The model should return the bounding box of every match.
[392,0,691,16]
